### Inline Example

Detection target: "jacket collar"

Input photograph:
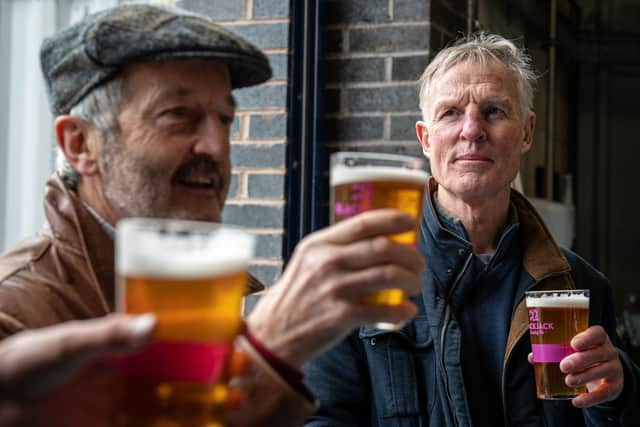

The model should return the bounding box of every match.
[503,190,575,368]
[422,178,473,254]
[43,175,264,300]
[422,178,572,281]
[43,175,115,309]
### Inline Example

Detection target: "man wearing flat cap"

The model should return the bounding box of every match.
[0,4,425,426]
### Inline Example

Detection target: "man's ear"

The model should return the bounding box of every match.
[521,111,536,154]
[416,120,430,158]
[54,115,99,176]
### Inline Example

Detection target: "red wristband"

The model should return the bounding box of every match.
[243,330,304,384]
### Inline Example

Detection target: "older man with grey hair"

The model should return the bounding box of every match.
[0,4,426,426]
[303,33,640,427]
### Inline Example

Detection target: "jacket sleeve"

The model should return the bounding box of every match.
[302,334,370,427]
[225,335,318,427]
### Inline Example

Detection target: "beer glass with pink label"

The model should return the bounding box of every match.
[525,290,590,399]
[330,151,428,330]
[115,218,255,427]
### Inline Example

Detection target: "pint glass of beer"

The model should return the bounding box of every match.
[330,151,428,330]
[115,218,255,427]
[525,290,590,399]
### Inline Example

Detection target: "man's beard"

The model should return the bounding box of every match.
[100,142,166,220]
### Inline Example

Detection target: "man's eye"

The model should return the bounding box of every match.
[440,109,457,119]
[219,114,234,126]
[486,106,506,118]
[167,107,189,117]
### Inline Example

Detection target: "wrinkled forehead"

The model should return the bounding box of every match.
[431,59,517,95]
[425,59,521,112]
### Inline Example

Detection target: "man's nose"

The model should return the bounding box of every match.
[193,116,230,157]
[460,108,486,142]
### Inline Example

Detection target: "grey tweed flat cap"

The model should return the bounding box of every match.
[41,4,272,115]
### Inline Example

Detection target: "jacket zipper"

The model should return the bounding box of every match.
[500,271,569,426]
[441,252,474,427]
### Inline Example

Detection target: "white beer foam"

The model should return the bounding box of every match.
[116,219,255,279]
[331,165,429,187]
[526,293,589,308]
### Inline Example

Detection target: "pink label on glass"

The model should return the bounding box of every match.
[531,343,575,363]
[528,308,555,336]
[118,341,232,383]
[334,183,375,218]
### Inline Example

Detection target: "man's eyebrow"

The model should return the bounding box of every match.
[152,88,194,105]
[430,97,461,112]
[481,96,513,107]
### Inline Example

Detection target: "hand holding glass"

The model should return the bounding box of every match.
[330,152,428,330]
[525,290,590,400]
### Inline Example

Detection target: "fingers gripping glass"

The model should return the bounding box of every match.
[330,152,428,330]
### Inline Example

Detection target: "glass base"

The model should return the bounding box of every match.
[372,321,404,331]
[537,394,578,400]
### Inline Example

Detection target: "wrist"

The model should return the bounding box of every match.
[246,311,305,369]
[243,329,304,384]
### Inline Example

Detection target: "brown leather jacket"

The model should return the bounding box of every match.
[0,175,316,426]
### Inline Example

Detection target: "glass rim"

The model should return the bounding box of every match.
[116,217,250,236]
[525,289,590,298]
[115,217,255,277]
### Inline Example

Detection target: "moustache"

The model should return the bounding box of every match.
[172,156,226,191]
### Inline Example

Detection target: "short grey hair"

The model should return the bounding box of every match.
[56,75,127,189]
[418,33,537,120]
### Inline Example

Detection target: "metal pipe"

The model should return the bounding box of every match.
[467,0,475,34]
[546,0,557,200]
[284,0,324,261]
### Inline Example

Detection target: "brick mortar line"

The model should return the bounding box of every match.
[232,168,286,173]
[240,115,249,139]
[252,258,284,263]
[243,79,287,86]
[220,18,289,25]
[325,112,420,118]
[326,141,420,147]
[239,171,248,197]
[243,228,284,234]
[262,48,288,54]
[230,139,287,145]
[326,139,423,145]
[240,111,286,116]
[245,0,253,19]
[323,51,429,59]
[235,197,287,202]
[326,22,430,30]
[225,200,286,206]
[326,81,418,89]
[237,170,286,175]
[250,260,283,266]
[236,107,288,113]
[234,109,288,115]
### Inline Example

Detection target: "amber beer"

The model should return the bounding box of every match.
[525,290,590,399]
[330,152,428,329]
[115,219,255,427]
